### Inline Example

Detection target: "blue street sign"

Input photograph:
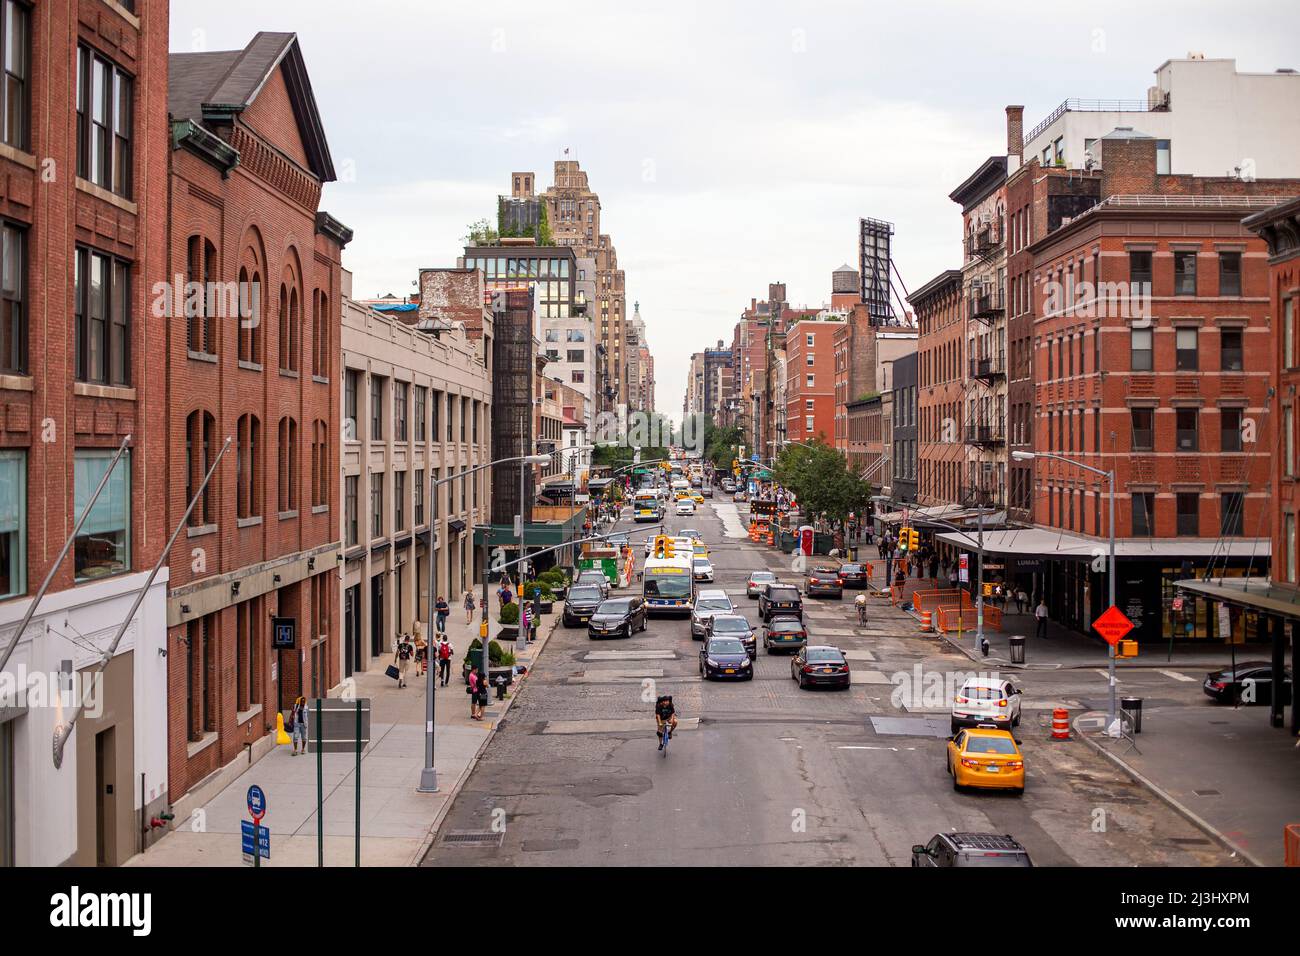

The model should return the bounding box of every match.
[751,453,760,462]
[246,784,266,819]
[240,820,270,860]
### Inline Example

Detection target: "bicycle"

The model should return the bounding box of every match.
[857,603,868,626]
[659,720,671,757]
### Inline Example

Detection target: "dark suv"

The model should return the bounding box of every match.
[805,567,843,599]
[911,833,1033,867]
[562,586,605,627]
[759,583,803,622]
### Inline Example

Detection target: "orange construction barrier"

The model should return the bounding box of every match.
[913,589,973,614]
[1051,708,1070,740]
[1285,824,1300,866]
[934,605,1002,634]
[919,610,932,632]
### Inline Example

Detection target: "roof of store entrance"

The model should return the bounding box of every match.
[934,528,1271,561]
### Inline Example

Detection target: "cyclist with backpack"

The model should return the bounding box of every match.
[655,695,677,750]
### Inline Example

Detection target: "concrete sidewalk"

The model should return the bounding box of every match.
[128,599,560,868]
[1077,704,1300,866]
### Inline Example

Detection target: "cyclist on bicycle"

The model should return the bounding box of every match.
[854,591,868,625]
[655,694,678,750]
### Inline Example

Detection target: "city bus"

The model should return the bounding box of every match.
[632,490,663,522]
[642,553,695,614]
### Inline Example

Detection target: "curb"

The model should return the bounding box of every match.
[1071,713,1265,867]
[408,611,560,866]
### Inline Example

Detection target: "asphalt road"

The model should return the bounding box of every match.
[422,497,1238,867]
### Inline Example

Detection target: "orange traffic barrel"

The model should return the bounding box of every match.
[1051,708,1070,740]
[920,610,932,632]
[1285,824,1300,866]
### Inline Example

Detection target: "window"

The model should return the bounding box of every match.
[311,420,328,508]
[1053,136,1063,163]
[414,387,427,442]
[0,222,24,373]
[1130,328,1152,371]
[1220,328,1243,372]
[472,401,480,444]
[415,469,425,526]
[0,450,23,598]
[1156,139,1171,175]
[370,376,383,440]
[394,471,406,532]
[277,417,298,513]
[185,410,217,526]
[1176,493,1199,536]
[393,381,408,442]
[1175,408,1198,451]
[237,264,262,365]
[344,370,359,440]
[806,353,815,367]
[186,236,217,355]
[806,399,814,411]
[186,616,213,741]
[1130,407,1153,451]
[806,416,814,432]
[1288,300,1297,371]
[1132,492,1154,537]
[446,395,455,441]
[1289,513,1298,583]
[1,1,29,151]
[74,246,130,386]
[806,374,814,388]
[1220,493,1244,537]
[1221,407,1242,452]
[1219,252,1241,296]
[345,475,358,546]
[430,391,440,439]
[1129,251,1152,292]
[370,473,383,538]
[1287,405,1296,478]
[277,281,300,372]
[1175,327,1198,371]
[571,370,584,383]
[74,448,130,580]
[76,46,132,196]
[229,414,258,522]
[1173,251,1197,296]
[311,289,329,378]
[235,599,260,713]
[806,333,814,347]
[567,349,584,363]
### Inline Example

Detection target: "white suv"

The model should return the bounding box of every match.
[691,589,735,639]
[951,677,1023,733]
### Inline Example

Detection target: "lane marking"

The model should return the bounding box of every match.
[1158,669,1195,682]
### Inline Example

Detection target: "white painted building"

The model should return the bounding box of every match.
[1022,56,1300,179]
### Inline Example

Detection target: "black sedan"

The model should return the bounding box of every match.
[762,617,808,653]
[838,563,869,589]
[791,645,851,689]
[707,613,756,659]
[562,586,605,627]
[805,567,844,599]
[699,636,754,681]
[587,597,649,640]
[1203,662,1293,705]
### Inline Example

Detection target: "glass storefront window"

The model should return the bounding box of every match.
[0,450,23,598]
[74,448,130,580]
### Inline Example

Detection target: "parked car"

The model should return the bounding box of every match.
[562,585,605,628]
[805,566,844,599]
[838,563,869,589]
[699,635,753,681]
[1203,662,1293,706]
[691,589,735,638]
[706,613,756,659]
[746,570,777,598]
[762,617,808,653]
[912,833,1032,868]
[692,557,715,582]
[586,597,648,640]
[951,677,1023,733]
[946,727,1025,794]
[574,569,611,599]
[759,582,803,622]
[791,644,850,689]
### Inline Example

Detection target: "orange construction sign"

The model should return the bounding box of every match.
[1092,605,1134,646]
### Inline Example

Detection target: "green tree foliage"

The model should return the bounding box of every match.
[772,439,871,523]
[464,217,499,246]
[702,420,744,469]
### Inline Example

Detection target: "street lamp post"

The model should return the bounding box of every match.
[418,450,550,793]
[1012,450,1117,729]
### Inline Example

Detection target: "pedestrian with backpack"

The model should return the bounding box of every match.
[395,633,413,688]
[437,634,453,687]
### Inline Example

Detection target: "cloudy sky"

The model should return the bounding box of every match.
[171,1,1299,419]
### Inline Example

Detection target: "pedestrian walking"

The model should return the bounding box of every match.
[1016,588,1028,615]
[530,593,542,643]
[463,589,475,624]
[1034,599,1049,638]
[437,634,453,687]
[467,665,482,719]
[290,695,308,755]
[413,628,428,675]
[497,577,514,609]
[435,595,449,632]
[395,633,414,688]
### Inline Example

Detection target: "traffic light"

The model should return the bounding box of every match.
[653,535,674,559]
[908,528,920,552]
[898,527,910,553]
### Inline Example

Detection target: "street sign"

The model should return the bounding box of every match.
[271,617,296,650]
[1092,605,1135,646]
[1172,596,1184,612]
[246,784,266,821]
[241,820,270,861]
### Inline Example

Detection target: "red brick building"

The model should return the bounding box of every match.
[785,318,838,443]
[0,0,173,866]
[164,32,351,805]
[913,270,964,505]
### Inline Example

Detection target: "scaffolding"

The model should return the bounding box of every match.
[491,289,536,525]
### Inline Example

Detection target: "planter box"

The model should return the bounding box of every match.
[460,661,515,685]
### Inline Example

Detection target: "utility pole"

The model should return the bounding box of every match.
[417,462,440,793]
[517,412,528,654]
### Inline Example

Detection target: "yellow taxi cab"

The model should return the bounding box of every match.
[690,491,705,505]
[945,726,1025,794]
[692,542,709,559]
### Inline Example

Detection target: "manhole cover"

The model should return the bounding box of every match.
[442,830,504,847]
[868,715,951,738]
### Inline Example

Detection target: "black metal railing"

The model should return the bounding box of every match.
[968,355,1006,380]
[968,290,1005,321]
[964,423,1005,445]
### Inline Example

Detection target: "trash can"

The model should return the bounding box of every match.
[1008,635,1026,664]
[1121,696,1142,734]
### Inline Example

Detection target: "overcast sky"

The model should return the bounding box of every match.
[171,1,1299,420]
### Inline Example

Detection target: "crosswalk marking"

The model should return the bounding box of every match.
[1159,669,1195,682]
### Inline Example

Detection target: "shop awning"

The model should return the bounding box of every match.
[448,519,467,533]
[1176,577,1300,620]
[935,527,1271,561]
[876,504,972,526]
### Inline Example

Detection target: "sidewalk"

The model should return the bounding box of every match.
[1076,705,1300,866]
[128,599,560,868]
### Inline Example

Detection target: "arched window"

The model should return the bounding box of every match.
[288,286,300,372]
[278,416,298,513]
[238,265,263,364]
[311,418,328,507]
[186,408,218,525]
[278,283,290,371]
[311,289,329,378]
[237,413,261,519]
[186,236,217,355]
